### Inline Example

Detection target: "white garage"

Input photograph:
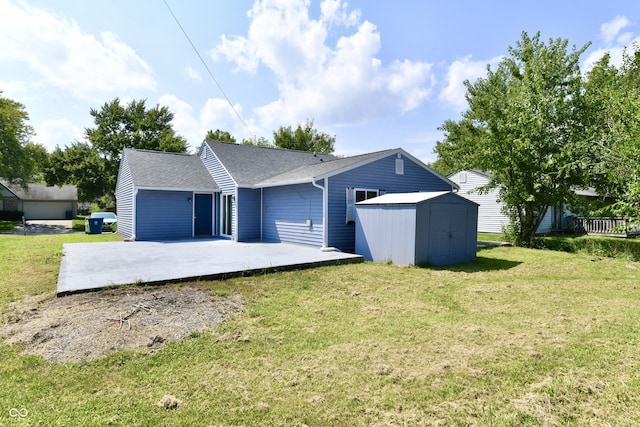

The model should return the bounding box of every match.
[1,182,78,220]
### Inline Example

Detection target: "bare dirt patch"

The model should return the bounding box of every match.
[0,285,243,362]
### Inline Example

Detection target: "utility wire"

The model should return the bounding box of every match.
[163,0,254,139]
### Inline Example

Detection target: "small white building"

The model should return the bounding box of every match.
[448,170,554,234]
[355,192,478,266]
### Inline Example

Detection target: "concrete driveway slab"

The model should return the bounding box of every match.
[57,239,362,295]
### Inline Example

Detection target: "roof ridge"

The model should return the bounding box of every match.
[126,148,194,157]
[204,139,337,158]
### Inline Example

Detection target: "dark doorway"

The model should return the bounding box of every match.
[194,194,213,236]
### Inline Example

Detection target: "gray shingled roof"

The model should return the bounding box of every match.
[124,148,218,191]
[203,140,335,186]
[1,181,78,201]
[257,149,395,186]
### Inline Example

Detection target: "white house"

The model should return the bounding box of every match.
[448,170,554,234]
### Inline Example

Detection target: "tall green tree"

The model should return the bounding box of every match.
[584,47,640,223]
[242,136,273,147]
[205,129,236,143]
[47,98,187,204]
[273,119,335,154]
[435,32,590,246]
[0,92,37,187]
[45,142,108,202]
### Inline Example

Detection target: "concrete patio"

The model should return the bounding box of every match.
[57,239,363,295]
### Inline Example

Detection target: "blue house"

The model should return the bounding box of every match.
[116,141,458,252]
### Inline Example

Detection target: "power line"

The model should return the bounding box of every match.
[162,0,254,139]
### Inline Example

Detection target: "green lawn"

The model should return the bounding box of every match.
[1,234,640,425]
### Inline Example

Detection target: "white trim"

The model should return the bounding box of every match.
[312,178,329,249]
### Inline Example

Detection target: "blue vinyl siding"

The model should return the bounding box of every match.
[115,155,134,240]
[328,154,454,252]
[135,190,193,241]
[237,188,261,241]
[262,183,323,247]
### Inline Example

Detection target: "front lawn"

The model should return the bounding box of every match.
[1,234,639,425]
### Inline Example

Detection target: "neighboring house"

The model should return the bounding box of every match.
[448,170,554,234]
[117,141,458,252]
[0,181,78,220]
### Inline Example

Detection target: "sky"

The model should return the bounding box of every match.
[1,0,638,163]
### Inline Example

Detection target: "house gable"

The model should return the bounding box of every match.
[327,153,457,252]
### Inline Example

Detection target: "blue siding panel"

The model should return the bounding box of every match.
[237,188,261,241]
[115,154,134,240]
[262,183,323,247]
[136,190,193,241]
[328,154,453,252]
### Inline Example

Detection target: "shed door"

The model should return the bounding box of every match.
[428,203,468,265]
[194,194,213,236]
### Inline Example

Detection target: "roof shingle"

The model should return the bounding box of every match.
[124,148,218,191]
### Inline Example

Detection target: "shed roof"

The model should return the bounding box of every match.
[1,181,78,201]
[356,191,478,206]
[124,148,218,191]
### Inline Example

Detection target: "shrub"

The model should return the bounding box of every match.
[0,211,24,221]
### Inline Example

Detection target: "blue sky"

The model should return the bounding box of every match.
[1,0,638,163]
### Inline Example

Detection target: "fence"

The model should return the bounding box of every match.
[570,217,640,237]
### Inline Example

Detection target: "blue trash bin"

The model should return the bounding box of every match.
[86,218,103,234]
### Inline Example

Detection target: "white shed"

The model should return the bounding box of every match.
[355,191,478,266]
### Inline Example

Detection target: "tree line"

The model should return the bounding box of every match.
[432,32,640,246]
[0,95,334,206]
[3,30,638,247]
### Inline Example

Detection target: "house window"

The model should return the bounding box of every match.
[346,187,379,223]
[459,171,467,183]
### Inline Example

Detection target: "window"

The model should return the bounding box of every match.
[346,187,379,223]
[459,171,467,183]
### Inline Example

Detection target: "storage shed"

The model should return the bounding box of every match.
[355,191,478,266]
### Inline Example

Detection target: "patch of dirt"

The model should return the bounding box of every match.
[0,285,243,362]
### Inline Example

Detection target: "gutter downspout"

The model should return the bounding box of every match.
[131,188,137,241]
[312,178,334,251]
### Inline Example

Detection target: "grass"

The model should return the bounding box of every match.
[478,232,507,242]
[1,235,640,425]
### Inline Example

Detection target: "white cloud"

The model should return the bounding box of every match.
[584,15,639,72]
[600,15,631,44]
[212,0,435,130]
[186,66,203,82]
[158,95,257,149]
[439,55,502,111]
[35,118,83,152]
[320,0,359,26]
[0,0,156,101]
